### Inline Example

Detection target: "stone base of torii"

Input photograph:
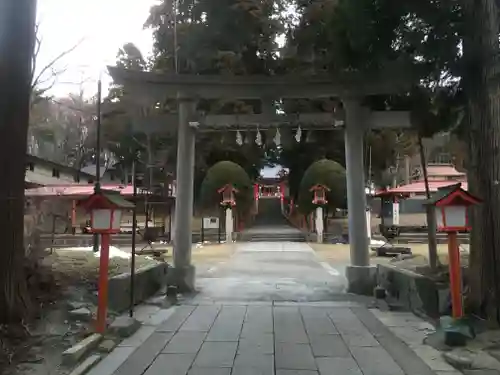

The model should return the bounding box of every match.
[108,66,417,295]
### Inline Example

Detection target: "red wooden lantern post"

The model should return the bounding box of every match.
[310,185,330,242]
[218,184,239,239]
[80,190,134,333]
[310,184,330,205]
[218,184,238,207]
[425,183,481,319]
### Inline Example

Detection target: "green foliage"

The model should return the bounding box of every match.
[298,159,347,214]
[146,0,284,75]
[199,161,253,211]
[105,0,467,194]
[276,131,346,200]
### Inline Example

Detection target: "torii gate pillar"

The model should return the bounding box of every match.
[343,98,376,295]
[171,97,197,292]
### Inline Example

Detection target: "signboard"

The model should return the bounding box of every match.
[203,217,219,229]
[392,202,400,225]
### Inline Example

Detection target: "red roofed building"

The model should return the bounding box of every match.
[375,163,467,227]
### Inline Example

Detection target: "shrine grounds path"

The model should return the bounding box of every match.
[87,240,461,375]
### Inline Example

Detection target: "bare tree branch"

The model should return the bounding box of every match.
[30,21,85,99]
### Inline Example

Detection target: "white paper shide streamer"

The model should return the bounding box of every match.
[295,125,302,143]
[255,129,262,146]
[236,130,243,146]
[274,128,281,146]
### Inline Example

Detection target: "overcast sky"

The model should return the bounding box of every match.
[37,0,156,98]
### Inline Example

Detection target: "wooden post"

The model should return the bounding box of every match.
[447,231,463,319]
[96,233,110,333]
[50,215,56,254]
[71,200,77,235]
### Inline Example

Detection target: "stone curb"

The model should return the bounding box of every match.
[68,355,101,375]
[83,307,177,375]
[62,315,143,375]
[62,333,102,366]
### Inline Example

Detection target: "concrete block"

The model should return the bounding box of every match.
[69,308,93,322]
[98,339,117,353]
[346,265,377,295]
[109,316,141,338]
[62,333,102,365]
[68,354,101,375]
[108,263,169,312]
[374,286,386,299]
[377,264,451,319]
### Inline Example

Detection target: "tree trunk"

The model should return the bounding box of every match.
[0,0,37,323]
[418,135,439,270]
[463,0,500,323]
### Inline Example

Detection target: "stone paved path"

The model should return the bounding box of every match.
[87,240,461,375]
[194,241,348,303]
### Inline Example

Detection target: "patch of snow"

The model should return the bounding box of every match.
[62,246,131,259]
[370,239,387,247]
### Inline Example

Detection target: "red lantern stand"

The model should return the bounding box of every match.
[217,184,238,234]
[310,184,330,206]
[80,191,135,333]
[425,183,481,319]
[309,184,330,236]
[218,184,238,207]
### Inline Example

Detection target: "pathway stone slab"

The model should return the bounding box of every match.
[350,346,405,375]
[162,331,207,354]
[119,326,156,348]
[353,307,437,375]
[193,341,238,368]
[206,305,245,342]
[233,353,274,374]
[276,371,319,375]
[132,305,161,325]
[114,332,174,375]
[86,347,135,375]
[231,367,274,375]
[329,310,380,347]
[275,343,317,370]
[241,306,274,335]
[301,308,339,335]
[144,353,196,375]
[146,308,177,326]
[274,307,309,344]
[238,333,274,354]
[233,353,274,368]
[309,335,350,358]
[187,368,232,375]
[315,357,363,375]
[156,306,196,332]
[180,305,221,332]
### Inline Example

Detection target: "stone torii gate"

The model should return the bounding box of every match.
[108,66,415,294]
